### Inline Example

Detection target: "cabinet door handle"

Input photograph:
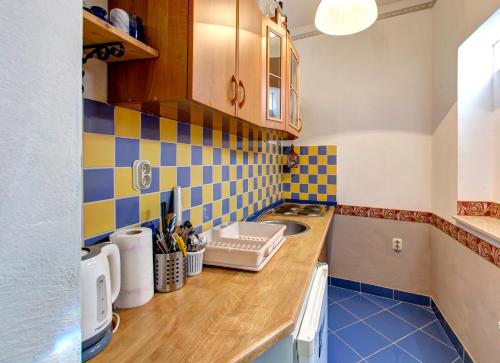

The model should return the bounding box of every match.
[231,75,238,105]
[238,80,246,108]
[298,118,303,132]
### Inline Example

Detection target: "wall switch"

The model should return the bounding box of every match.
[133,160,152,190]
[392,238,403,253]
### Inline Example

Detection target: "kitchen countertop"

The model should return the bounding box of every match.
[91,208,334,363]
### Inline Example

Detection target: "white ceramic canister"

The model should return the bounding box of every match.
[110,8,130,34]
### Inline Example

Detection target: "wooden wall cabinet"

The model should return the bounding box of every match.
[285,35,302,137]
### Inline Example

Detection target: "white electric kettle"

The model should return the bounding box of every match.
[81,242,120,362]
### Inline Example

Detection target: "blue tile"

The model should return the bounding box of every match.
[141,167,159,194]
[222,199,230,214]
[203,166,213,184]
[309,175,318,184]
[243,152,248,164]
[422,321,454,348]
[237,195,243,209]
[84,232,112,246]
[83,169,114,202]
[177,122,191,144]
[339,295,384,319]
[115,197,139,228]
[300,146,309,155]
[213,148,222,165]
[398,331,459,363]
[141,114,160,140]
[309,194,318,201]
[141,218,159,232]
[300,165,308,174]
[243,179,248,193]
[318,146,327,155]
[327,195,337,203]
[191,145,203,165]
[230,181,236,196]
[394,290,430,307]
[161,142,177,166]
[389,303,436,328]
[222,166,230,181]
[115,138,139,167]
[230,211,237,221]
[366,344,419,363]
[161,191,173,209]
[213,183,222,200]
[182,209,190,224]
[283,183,291,192]
[191,186,203,207]
[291,174,300,183]
[336,322,391,358]
[318,165,327,174]
[309,155,318,165]
[328,175,337,184]
[464,350,473,363]
[328,155,337,165]
[203,128,213,146]
[258,165,262,176]
[83,99,114,135]
[365,311,416,341]
[300,184,308,193]
[328,303,358,331]
[328,287,358,303]
[213,217,222,227]
[203,204,212,223]
[253,153,258,164]
[222,132,230,148]
[237,165,243,179]
[329,333,362,363]
[361,283,393,299]
[444,321,464,356]
[364,294,400,309]
[237,135,243,150]
[177,167,190,188]
[332,277,361,291]
[230,150,236,164]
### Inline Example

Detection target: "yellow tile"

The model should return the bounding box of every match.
[140,193,160,222]
[309,184,318,194]
[191,206,203,227]
[243,193,248,206]
[222,214,230,223]
[237,209,243,220]
[309,146,318,155]
[213,130,222,148]
[191,125,203,146]
[309,165,318,175]
[213,200,222,218]
[181,187,191,210]
[203,184,213,204]
[221,149,230,164]
[212,166,222,183]
[83,133,114,168]
[299,193,309,200]
[248,203,254,215]
[141,140,160,166]
[237,180,243,194]
[291,184,300,193]
[242,137,248,152]
[327,145,337,155]
[230,134,237,149]
[327,165,337,174]
[202,221,213,232]
[318,175,327,184]
[299,174,308,183]
[258,177,263,188]
[160,167,177,191]
[299,156,308,165]
[230,197,237,212]
[283,191,291,199]
[115,168,138,198]
[243,166,249,179]
[202,146,213,165]
[318,155,327,165]
[177,144,191,166]
[84,200,114,238]
[318,194,327,202]
[248,152,254,165]
[327,185,337,194]
[191,166,203,185]
[115,107,140,138]
[236,151,243,164]
[160,118,177,142]
[190,104,204,124]
[230,166,237,180]
[222,182,230,198]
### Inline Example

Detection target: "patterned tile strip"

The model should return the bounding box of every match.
[335,205,500,268]
[457,201,500,219]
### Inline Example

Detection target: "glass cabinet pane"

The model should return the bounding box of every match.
[268,29,282,120]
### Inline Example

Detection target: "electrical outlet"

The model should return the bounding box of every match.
[392,238,403,253]
[497,321,500,331]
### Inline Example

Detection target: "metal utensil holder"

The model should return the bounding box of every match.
[154,251,187,293]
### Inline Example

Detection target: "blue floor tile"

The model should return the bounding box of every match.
[336,322,391,358]
[365,344,419,363]
[422,320,455,348]
[398,331,460,363]
[364,294,400,309]
[365,311,416,341]
[328,303,359,331]
[328,286,358,302]
[328,333,362,363]
[339,295,384,319]
[389,302,436,328]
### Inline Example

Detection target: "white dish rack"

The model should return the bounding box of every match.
[201,221,287,271]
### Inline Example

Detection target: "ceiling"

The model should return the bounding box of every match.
[284,0,412,30]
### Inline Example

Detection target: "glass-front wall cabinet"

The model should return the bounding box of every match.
[288,44,300,130]
[266,25,285,123]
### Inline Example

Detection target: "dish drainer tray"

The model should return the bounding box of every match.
[201,221,287,271]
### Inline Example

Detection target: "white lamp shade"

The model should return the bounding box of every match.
[315,0,378,36]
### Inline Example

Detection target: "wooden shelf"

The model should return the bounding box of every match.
[83,10,158,63]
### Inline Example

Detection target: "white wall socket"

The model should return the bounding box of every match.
[392,238,403,253]
[132,160,152,190]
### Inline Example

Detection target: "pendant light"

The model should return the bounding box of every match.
[315,0,378,36]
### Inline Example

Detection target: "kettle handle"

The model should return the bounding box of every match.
[101,243,121,303]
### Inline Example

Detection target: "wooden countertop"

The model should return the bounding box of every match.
[92,208,334,363]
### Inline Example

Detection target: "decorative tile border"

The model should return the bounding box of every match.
[335,205,500,268]
[328,276,475,362]
[457,201,500,219]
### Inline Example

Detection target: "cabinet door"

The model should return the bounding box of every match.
[262,18,287,129]
[190,0,237,116]
[287,41,301,133]
[236,0,262,124]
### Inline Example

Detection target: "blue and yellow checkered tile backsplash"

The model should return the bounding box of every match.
[282,145,337,204]
[83,99,284,245]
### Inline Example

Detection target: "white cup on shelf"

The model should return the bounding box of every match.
[110,8,129,34]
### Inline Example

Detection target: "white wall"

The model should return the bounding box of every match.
[0,2,82,363]
[295,10,433,211]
